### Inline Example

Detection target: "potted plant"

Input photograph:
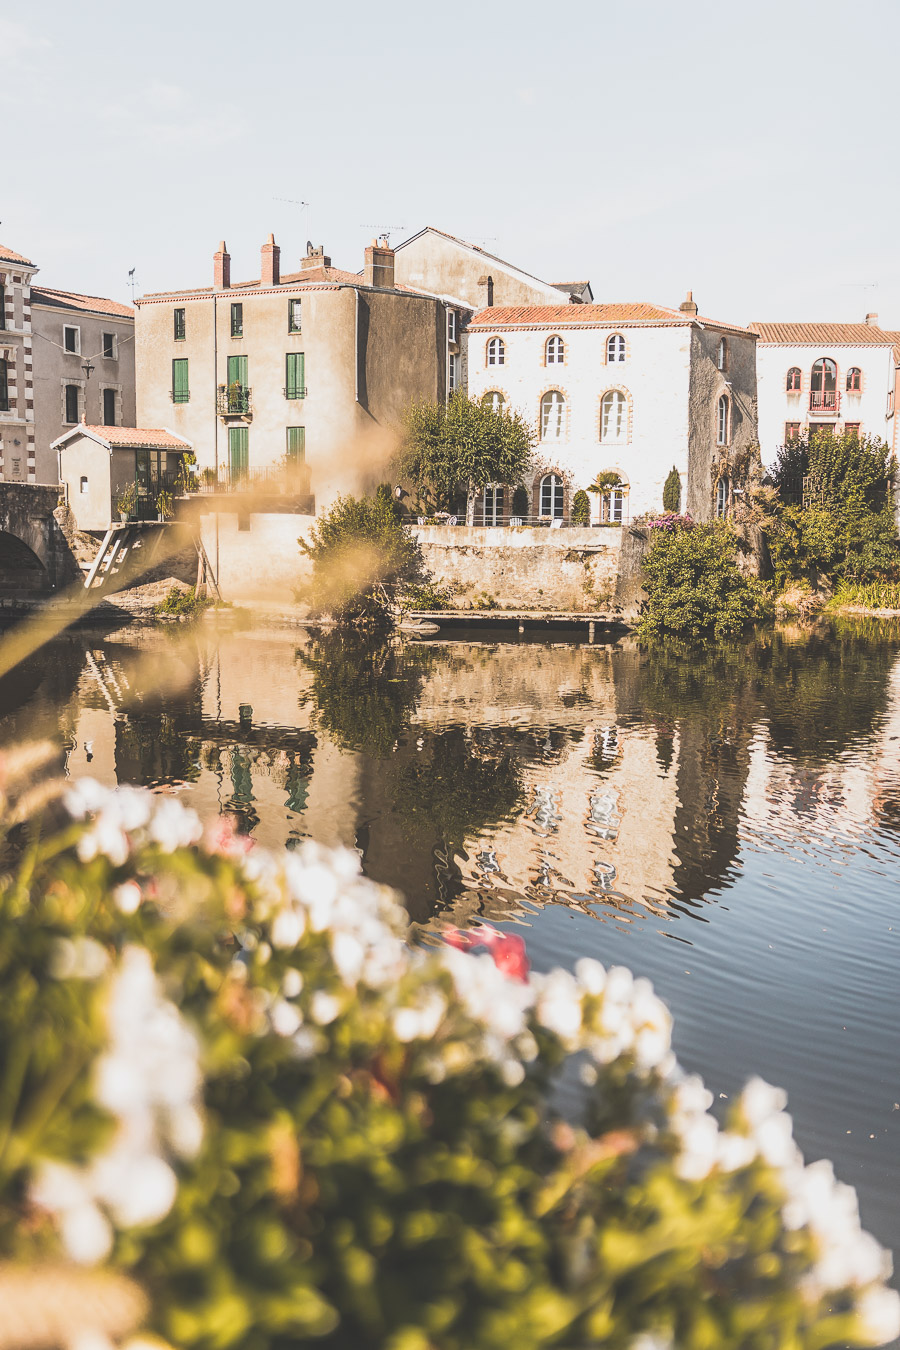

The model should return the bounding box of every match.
[116,481,137,522]
[156,489,174,522]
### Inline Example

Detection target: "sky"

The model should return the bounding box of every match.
[4,0,899,328]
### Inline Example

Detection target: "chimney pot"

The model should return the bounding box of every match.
[261,232,281,287]
[679,290,698,314]
[866,311,879,326]
[364,239,395,289]
[214,241,231,290]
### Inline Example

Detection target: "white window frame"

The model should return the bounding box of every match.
[288,298,302,333]
[717,394,729,445]
[717,337,727,371]
[600,390,626,443]
[483,483,504,525]
[600,488,625,523]
[63,324,81,355]
[487,337,505,367]
[79,475,89,495]
[539,473,564,518]
[447,309,457,343]
[716,477,729,518]
[448,353,457,393]
[607,333,625,363]
[540,391,565,440]
[546,335,564,364]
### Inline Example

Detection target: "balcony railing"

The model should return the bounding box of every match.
[809,389,839,414]
[414,513,627,529]
[216,385,252,417]
[195,464,312,496]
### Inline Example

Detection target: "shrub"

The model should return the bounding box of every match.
[571,489,590,526]
[662,465,682,513]
[402,578,454,611]
[153,585,210,620]
[638,521,770,640]
[1,772,897,1350]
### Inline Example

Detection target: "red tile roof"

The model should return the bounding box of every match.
[468,303,753,335]
[0,243,35,267]
[31,286,133,319]
[143,263,373,301]
[83,426,190,449]
[749,321,896,345]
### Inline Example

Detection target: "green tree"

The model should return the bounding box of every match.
[662,465,682,513]
[298,492,427,629]
[571,489,590,525]
[398,391,535,522]
[638,520,769,641]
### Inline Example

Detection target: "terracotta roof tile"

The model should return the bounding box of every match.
[468,303,752,335]
[0,243,35,267]
[82,426,190,449]
[31,286,133,319]
[749,321,896,345]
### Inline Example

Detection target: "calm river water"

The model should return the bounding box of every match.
[3,617,900,1290]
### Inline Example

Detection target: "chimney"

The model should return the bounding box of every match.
[261,232,281,287]
[301,243,331,272]
[865,312,879,326]
[214,241,231,290]
[679,290,698,315]
[364,237,395,289]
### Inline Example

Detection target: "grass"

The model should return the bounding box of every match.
[828,579,900,611]
[153,585,212,620]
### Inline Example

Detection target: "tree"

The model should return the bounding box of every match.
[571,489,590,525]
[398,391,535,523]
[662,465,682,513]
[638,520,769,640]
[298,492,427,629]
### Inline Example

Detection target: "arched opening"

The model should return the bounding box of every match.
[540,391,565,441]
[537,473,565,519]
[716,476,729,519]
[810,357,837,412]
[0,531,50,595]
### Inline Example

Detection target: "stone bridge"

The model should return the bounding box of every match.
[0,484,80,596]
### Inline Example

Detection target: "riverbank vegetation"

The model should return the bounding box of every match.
[637,518,771,640]
[0,756,897,1350]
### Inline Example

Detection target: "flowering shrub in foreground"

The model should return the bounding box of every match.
[0,778,897,1350]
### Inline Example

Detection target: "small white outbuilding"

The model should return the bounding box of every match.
[52,424,192,531]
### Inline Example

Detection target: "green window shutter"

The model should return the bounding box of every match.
[285,352,305,399]
[228,426,249,478]
[226,355,248,387]
[172,358,189,403]
[286,426,305,462]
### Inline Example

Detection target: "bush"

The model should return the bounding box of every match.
[402,578,454,611]
[298,493,427,630]
[638,521,770,641]
[662,466,682,513]
[1,770,897,1350]
[153,585,210,621]
[571,489,590,526]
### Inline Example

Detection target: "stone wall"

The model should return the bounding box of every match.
[411,525,622,611]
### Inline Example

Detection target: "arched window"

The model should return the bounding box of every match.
[717,337,727,371]
[546,335,565,364]
[482,484,504,525]
[482,390,505,415]
[810,357,837,411]
[540,391,565,440]
[540,474,564,518]
[487,337,505,366]
[606,333,625,363]
[717,394,729,445]
[716,477,729,518]
[600,390,627,442]
[847,367,862,392]
[786,367,802,392]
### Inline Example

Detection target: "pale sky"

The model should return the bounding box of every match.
[4,0,899,328]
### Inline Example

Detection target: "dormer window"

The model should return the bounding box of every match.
[546,335,565,364]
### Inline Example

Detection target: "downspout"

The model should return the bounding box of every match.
[213,290,219,584]
[354,288,359,404]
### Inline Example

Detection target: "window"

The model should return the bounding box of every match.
[230,303,243,338]
[716,337,727,371]
[600,488,624,523]
[0,283,5,331]
[286,427,306,463]
[716,476,729,518]
[102,388,116,426]
[483,484,504,525]
[546,335,565,364]
[600,390,627,442]
[285,352,306,399]
[0,358,7,412]
[79,475,88,495]
[810,357,837,399]
[784,422,801,442]
[64,384,79,423]
[482,391,505,415]
[172,358,190,404]
[63,325,80,354]
[845,423,861,438]
[173,308,186,341]
[486,276,494,307]
[448,353,458,393]
[717,394,729,445]
[447,309,457,343]
[102,332,116,359]
[487,337,505,366]
[540,391,565,440]
[607,333,625,363]
[288,299,302,333]
[786,367,801,392]
[846,367,861,392]
[228,425,249,480]
[539,473,564,518]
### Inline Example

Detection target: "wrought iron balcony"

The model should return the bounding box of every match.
[216,385,252,418]
[809,389,839,414]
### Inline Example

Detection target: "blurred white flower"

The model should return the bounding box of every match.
[113,881,143,914]
[281,968,303,998]
[310,990,341,1025]
[271,907,306,949]
[271,999,302,1037]
[740,1077,788,1127]
[856,1286,900,1343]
[59,1199,112,1264]
[49,937,109,981]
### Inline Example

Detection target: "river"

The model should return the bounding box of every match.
[3,615,900,1296]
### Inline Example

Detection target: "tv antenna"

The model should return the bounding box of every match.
[360,225,406,245]
[127,267,137,303]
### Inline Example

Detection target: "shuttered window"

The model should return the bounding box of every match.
[228,426,249,478]
[286,427,306,462]
[172,358,190,403]
[285,352,305,399]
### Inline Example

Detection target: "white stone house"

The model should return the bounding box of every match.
[749,317,900,463]
[464,298,758,525]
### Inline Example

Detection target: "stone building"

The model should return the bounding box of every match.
[465,294,758,524]
[749,316,900,461]
[0,241,135,486]
[54,425,192,532]
[134,235,456,511]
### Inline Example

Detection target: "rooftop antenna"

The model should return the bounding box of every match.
[359,225,406,246]
[273,197,311,250]
[127,268,137,303]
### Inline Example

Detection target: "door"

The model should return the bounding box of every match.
[228,426,249,481]
[483,485,504,525]
[226,355,248,412]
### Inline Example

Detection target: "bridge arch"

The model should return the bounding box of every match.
[0,530,51,595]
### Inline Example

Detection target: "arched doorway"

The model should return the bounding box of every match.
[810,357,838,412]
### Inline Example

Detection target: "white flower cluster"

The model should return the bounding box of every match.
[32,946,203,1264]
[65,779,203,868]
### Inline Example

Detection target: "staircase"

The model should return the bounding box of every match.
[83,522,167,594]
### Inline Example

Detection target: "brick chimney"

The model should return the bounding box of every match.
[679,290,698,314]
[214,241,231,289]
[261,232,281,287]
[363,236,395,289]
[865,312,879,326]
[300,243,331,272]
